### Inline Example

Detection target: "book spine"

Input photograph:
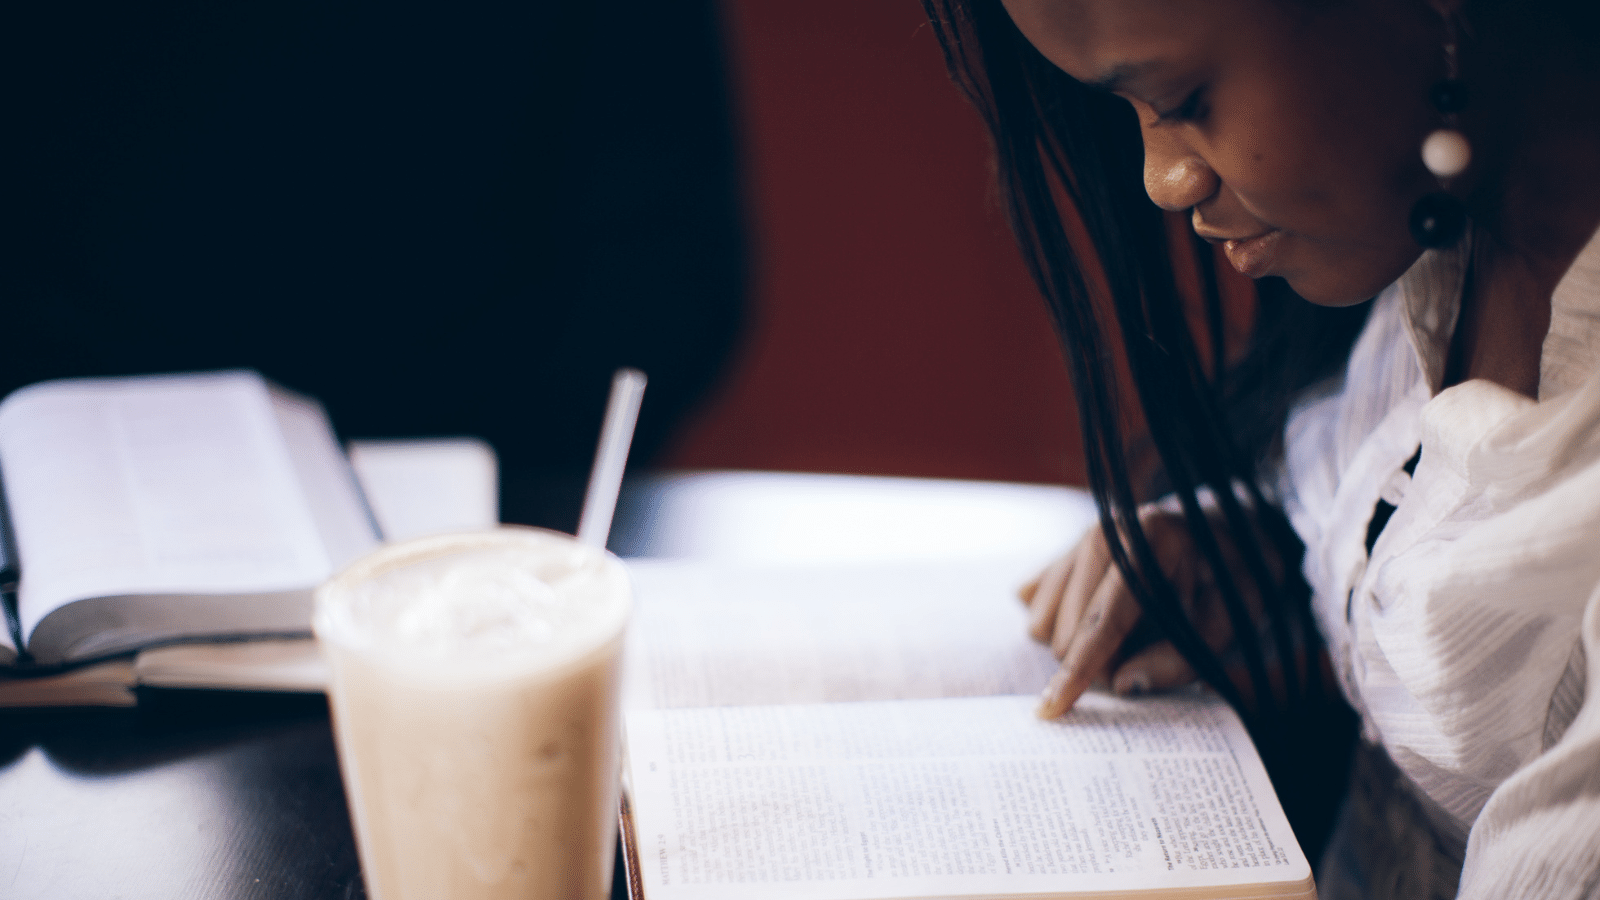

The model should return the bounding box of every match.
[0,461,27,660]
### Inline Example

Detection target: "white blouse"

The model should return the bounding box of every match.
[1279,227,1600,898]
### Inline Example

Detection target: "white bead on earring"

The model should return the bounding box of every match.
[1422,129,1471,179]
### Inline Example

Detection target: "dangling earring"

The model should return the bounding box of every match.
[1409,17,1471,248]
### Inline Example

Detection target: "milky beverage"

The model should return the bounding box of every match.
[314,528,631,900]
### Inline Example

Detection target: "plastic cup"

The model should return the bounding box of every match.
[314,527,631,900]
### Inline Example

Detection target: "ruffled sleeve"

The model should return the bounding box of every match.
[1456,581,1600,899]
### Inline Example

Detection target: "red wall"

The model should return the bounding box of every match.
[661,0,1087,485]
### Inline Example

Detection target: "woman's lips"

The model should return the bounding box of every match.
[1222,230,1285,278]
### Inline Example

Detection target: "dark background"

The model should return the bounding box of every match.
[2,1,1106,509]
[0,0,747,530]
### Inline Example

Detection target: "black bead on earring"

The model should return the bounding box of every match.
[1409,21,1471,248]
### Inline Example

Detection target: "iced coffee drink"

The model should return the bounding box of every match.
[314,527,631,900]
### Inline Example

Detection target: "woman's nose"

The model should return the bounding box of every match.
[1142,130,1219,211]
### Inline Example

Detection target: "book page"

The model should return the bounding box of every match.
[347,438,499,541]
[134,639,327,693]
[625,692,1312,900]
[270,386,381,569]
[0,657,136,707]
[622,560,1060,711]
[0,372,333,640]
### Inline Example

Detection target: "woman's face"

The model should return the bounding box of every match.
[1002,0,1447,306]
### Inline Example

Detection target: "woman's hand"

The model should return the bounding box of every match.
[1024,505,1239,718]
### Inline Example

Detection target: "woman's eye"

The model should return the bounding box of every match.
[1155,87,1208,125]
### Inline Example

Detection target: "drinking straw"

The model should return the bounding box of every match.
[577,368,648,548]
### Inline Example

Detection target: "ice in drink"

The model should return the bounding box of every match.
[314,527,631,900]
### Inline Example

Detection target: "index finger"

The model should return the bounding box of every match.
[1035,566,1142,718]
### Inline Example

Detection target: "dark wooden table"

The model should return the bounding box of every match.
[0,473,1091,900]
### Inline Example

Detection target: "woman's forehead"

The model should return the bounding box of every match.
[1000,0,1242,84]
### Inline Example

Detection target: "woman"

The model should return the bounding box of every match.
[924,1,1600,897]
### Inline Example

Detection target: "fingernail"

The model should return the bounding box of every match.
[1118,670,1151,697]
[1036,670,1069,718]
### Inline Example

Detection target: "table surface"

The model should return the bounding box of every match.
[0,472,1092,900]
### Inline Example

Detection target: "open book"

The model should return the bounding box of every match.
[0,418,500,706]
[0,370,379,669]
[620,560,1316,900]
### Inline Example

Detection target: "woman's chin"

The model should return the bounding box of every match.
[1276,243,1425,307]
[1281,268,1405,308]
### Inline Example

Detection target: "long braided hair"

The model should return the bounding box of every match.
[922,0,1371,847]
